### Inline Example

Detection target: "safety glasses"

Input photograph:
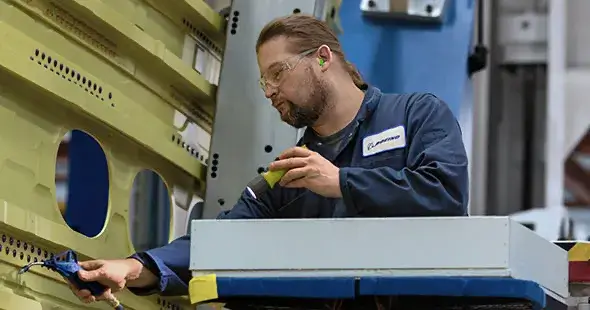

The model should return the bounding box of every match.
[258,48,316,92]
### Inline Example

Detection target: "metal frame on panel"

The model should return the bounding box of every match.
[141,0,227,51]
[0,0,225,307]
[0,24,204,182]
[190,217,569,299]
[10,0,218,132]
[202,0,328,219]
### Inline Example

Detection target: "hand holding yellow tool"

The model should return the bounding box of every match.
[245,145,306,199]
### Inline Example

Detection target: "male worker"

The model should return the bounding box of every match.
[71,14,469,304]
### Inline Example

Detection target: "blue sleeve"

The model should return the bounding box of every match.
[127,188,278,296]
[127,236,191,296]
[216,188,276,219]
[339,94,469,217]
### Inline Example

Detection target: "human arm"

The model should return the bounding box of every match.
[125,188,278,296]
[68,235,196,300]
[70,187,278,302]
[71,257,158,304]
[338,94,469,216]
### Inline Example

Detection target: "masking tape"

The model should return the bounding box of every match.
[568,243,590,262]
[188,274,218,304]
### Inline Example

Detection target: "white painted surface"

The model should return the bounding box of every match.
[190,217,569,298]
[545,0,566,209]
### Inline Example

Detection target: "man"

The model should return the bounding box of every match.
[71,14,469,304]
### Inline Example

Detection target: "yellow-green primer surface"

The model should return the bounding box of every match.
[0,0,224,308]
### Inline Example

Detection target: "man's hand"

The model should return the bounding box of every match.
[70,258,142,304]
[269,146,342,198]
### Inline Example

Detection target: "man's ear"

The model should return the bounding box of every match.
[317,45,332,71]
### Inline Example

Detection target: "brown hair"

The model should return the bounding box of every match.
[256,14,367,90]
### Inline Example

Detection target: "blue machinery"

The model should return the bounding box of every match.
[188,217,571,309]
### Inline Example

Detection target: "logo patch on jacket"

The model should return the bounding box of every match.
[362,125,406,157]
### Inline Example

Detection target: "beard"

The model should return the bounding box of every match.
[280,67,330,129]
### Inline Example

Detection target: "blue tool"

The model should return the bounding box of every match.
[18,249,124,310]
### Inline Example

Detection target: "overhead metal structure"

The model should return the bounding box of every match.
[0,0,224,308]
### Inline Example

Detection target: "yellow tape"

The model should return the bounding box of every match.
[263,145,307,188]
[568,243,590,262]
[188,274,218,304]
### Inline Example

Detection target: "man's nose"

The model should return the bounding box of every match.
[264,85,276,99]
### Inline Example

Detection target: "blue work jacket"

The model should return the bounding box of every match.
[128,85,469,297]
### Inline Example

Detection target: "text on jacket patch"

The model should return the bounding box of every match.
[362,125,406,157]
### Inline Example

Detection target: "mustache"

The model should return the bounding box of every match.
[272,99,291,108]
[270,93,289,107]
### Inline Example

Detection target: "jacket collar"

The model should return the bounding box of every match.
[299,85,382,146]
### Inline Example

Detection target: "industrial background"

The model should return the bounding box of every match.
[52,0,590,249]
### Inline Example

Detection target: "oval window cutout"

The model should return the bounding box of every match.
[55,129,109,238]
[129,169,171,252]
